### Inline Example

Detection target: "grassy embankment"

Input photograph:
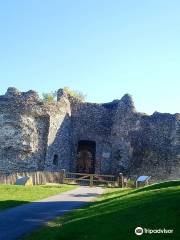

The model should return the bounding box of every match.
[0,184,76,211]
[24,180,180,240]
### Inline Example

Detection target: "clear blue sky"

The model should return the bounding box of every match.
[0,0,179,114]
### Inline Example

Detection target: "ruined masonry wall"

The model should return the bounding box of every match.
[0,87,179,181]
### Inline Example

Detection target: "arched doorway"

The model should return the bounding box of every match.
[76,140,96,174]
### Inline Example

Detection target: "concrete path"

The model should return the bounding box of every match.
[0,186,104,240]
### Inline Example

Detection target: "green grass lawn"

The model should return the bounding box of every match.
[0,184,76,211]
[23,180,180,240]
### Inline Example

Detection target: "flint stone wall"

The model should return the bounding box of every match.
[0,87,179,181]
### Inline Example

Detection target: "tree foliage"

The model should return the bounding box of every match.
[63,87,86,102]
[42,92,56,102]
[42,87,86,102]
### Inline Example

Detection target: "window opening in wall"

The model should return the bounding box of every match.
[53,154,59,166]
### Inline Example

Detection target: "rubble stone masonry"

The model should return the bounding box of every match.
[0,87,179,181]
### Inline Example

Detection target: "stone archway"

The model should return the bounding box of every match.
[76,140,96,174]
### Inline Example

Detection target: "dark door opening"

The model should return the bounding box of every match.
[76,140,96,174]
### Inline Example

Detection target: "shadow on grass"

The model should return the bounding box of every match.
[67,185,180,220]
[1,181,179,240]
[98,180,180,206]
[0,200,30,211]
[22,183,180,240]
[0,199,90,240]
[133,179,180,194]
[63,181,180,217]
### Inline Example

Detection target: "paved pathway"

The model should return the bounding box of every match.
[0,186,104,240]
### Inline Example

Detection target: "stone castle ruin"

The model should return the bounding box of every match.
[0,87,179,180]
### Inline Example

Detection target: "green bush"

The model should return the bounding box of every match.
[42,87,86,102]
[42,92,56,102]
[63,87,86,102]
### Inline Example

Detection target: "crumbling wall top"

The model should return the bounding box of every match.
[118,94,136,113]
[5,87,21,98]
[57,88,68,101]
[4,87,40,102]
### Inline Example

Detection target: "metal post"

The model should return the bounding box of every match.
[118,173,124,188]
[60,169,66,184]
[90,174,93,187]
[121,173,124,188]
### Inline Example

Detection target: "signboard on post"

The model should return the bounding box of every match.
[136,176,151,188]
